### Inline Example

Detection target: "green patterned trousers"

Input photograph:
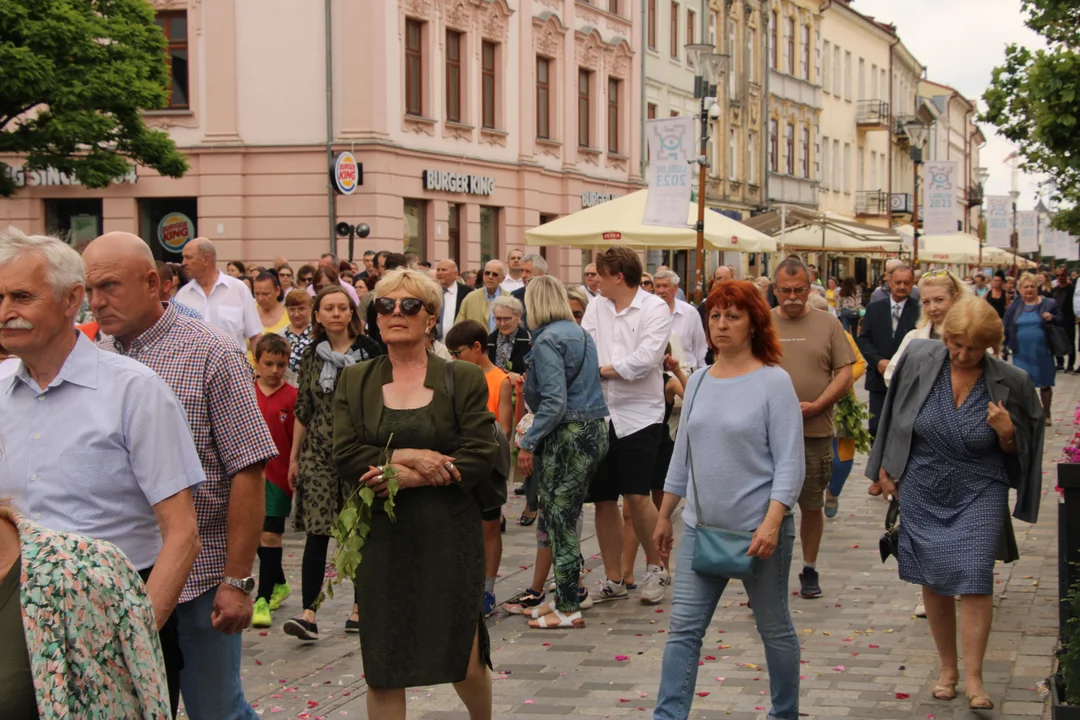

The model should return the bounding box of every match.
[535,418,610,612]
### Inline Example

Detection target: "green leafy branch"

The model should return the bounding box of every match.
[835,392,873,455]
[317,435,399,605]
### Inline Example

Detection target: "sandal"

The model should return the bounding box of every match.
[931,682,957,701]
[528,608,585,629]
[967,695,994,710]
[503,588,546,615]
[519,511,537,527]
[824,495,839,519]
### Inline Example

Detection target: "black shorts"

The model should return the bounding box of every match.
[651,432,676,491]
[588,422,664,502]
[480,507,502,522]
[262,516,287,534]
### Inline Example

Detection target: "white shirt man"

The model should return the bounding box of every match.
[176,239,261,353]
[653,270,707,370]
[500,249,525,294]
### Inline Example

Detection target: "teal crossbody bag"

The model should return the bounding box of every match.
[683,374,760,581]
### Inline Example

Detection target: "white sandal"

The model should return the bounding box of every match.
[527,600,556,619]
[528,608,585,629]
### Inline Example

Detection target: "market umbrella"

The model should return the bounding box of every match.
[524,189,776,253]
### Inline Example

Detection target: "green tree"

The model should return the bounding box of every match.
[0,0,188,198]
[982,0,1080,233]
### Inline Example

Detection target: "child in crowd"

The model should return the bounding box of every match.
[251,334,298,628]
[445,320,513,616]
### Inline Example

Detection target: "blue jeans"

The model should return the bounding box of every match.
[828,436,855,498]
[175,587,259,720]
[655,517,800,720]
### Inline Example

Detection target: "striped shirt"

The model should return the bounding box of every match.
[102,304,278,601]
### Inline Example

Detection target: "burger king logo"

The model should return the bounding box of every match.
[334,152,359,195]
[157,212,195,253]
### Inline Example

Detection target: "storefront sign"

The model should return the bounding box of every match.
[643,117,694,228]
[921,161,957,236]
[985,196,1013,248]
[1017,211,1039,254]
[333,152,360,194]
[5,164,137,188]
[582,191,618,208]
[157,212,195,253]
[422,170,495,196]
[602,231,622,241]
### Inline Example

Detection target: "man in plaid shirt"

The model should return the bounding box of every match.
[85,233,277,720]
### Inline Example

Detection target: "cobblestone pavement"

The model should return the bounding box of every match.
[218,378,1072,720]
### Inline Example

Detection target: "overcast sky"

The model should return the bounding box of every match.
[852,0,1047,209]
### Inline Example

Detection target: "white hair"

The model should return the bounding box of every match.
[522,253,548,274]
[653,269,680,286]
[0,226,85,295]
[191,237,217,261]
[491,295,524,315]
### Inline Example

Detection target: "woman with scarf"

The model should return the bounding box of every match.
[283,286,383,641]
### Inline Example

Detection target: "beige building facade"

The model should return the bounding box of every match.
[919,79,986,235]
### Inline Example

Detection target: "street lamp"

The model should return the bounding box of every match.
[905,121,928,267]
[1010,188,1020,277]
[975,166,989,267]
[685,43,729,303]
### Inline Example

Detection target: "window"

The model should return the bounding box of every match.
[648,0,657,50]
[448,203,461,266]
[405,19,423,116]
[832,138,840,189]
[814,30,821,82]
[155,12,189,109]
[822,41,831,93]
[670,110,679,117]
[729,129,738,179]
[770,11,778,69]
[800,24,810,80]
[769,119,779,172]
[844,50,852,100]
[578,69,591,147]
[801,127,810,177]
[881,69,887,103]
[647,102,657,119]
[857,146,865,190]
[747,28,756,83]
[833,46,841,96]
[709,10,718,46]
[843,142,851,192]
[785,17,794,75]
[445,31,462,122]
[871,63,878,99]
[609,0,618,13]
[687,10,696,66]
[403,200,428,262]
[670,2,679,59]
[785,123,794,174]
[480,207,499,265]
[607,78,620,153]
[482,41,496,129]
[536,57,551,139]
[748,133,758,184]
[728,18,737,98]
[870,151,877,189]
[858,57,865,100]
[822,136,831,188]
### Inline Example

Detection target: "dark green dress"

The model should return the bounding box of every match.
[355,406,491,688]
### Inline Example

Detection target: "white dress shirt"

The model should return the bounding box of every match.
[500,276,525,294]
[175,270,262,352]
[440,282,459,341]
[0,357,18,381]
[581,287,672,438]
[668,299,708,370]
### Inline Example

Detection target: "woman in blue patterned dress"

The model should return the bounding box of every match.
[867,297,1044,712]
[1003,273,1060,426]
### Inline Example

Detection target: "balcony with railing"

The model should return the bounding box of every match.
[965,184,984,208]
[855,190,889,216]
[892,114,920,145]
[856,100,890,131]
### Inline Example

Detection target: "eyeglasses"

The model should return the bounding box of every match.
[299,276,313,283]
[494,316,517,324]
[483,271,502,277]
[774,286,810,295]
[584,272,598,277]
[375,297,426,316]
[642,280,654,287]
[279,272,293,278]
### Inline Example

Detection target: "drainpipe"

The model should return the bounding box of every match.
[886,36,898,229]
[325,0,336,254]
[640,0,648,179]
[963,105,973,233]
[762,7,770,210]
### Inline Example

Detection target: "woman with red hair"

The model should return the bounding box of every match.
[653,280,806,720]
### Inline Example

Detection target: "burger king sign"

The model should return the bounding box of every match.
[333,151,360,195]
[157,212,195,254]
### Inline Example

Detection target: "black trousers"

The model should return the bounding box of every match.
[138,566,182,718]
[868,390,887,440]
[1058,320,1077,370]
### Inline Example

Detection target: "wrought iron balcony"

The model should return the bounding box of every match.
[856,100,890,130]
[965,184,984,208]
[892,114,920,144]
[856,190,889,216]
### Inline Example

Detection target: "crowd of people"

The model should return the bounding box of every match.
[0,224,1057,719]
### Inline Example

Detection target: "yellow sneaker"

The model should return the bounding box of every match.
[269,582,291,611]
[251,597,272,628]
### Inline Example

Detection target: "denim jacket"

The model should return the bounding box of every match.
[520,319,608,451]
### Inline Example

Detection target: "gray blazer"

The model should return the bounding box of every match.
[865,340,1044,544]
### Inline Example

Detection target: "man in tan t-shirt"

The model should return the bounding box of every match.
[772,258,854,601]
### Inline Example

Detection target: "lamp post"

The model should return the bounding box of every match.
[1010,188,1020,277]
[975,166,989,268]
[685,44,729,303]
[905,122,928,268]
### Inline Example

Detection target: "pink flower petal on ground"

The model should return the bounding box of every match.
[704,656,716,661]
[715,677,726,682]
[696,692,710,697]
[655,608,665,613]
[307,701,320,708]
[542,643,550,647]
[615,655,630,661]
[524,700,535,704]
[755,707,766,712]
[868,644,880,648]
[832,665,846,672]
[896,692,910,699]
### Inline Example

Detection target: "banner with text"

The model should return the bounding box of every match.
[985,196,1013,248]
[1046,229,1064,258]
[922,161,959,236]
[1017,211,1039,254]
[643,116,695,228]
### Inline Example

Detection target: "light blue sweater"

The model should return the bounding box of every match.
[665,365,806,532]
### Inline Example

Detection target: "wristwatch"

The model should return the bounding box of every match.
[222,575,256,595]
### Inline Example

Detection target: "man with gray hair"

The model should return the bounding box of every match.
[871,258,920,303]
[0,227,205,715]
[456,258,509,330]
[176,237,262,354]
[653,269,707,369]
[435,259,471,341]
[511,253,547,325]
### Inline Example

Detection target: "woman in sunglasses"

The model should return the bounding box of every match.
[283,286,383,642]
[296,264,316,290]
[277,264,296,293]
[333,268,499,718]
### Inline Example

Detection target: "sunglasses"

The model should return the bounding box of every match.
[483,270,502,277]
[923,269,951,279]
[375,297,426,316]
[279,272,293,278]
[584,272,598,277]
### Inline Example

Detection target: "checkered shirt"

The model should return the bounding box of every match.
[101,303,278,602]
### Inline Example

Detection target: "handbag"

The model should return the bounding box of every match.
[683,375,760,581]
[878,498,900,563]
[1048,324,1071,357]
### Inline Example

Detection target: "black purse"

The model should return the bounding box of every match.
[1048,324,1072,357]
[878,498,900,563]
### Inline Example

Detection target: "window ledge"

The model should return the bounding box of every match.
[403,114,437,137]
[607,152,630,161]
[446,121,475,131]
[578,146,601,155]
[536,137,562,147]
[145,109,193,116]
[480,126,508,137]
[479,126,508,147]
[404,114,437,124]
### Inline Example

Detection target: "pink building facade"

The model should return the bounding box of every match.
[0,0,644,280]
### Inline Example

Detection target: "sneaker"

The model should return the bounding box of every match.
[799,568,823,599]
[592,578,629,603]
[578,587,594,610]
[282,617,320,641]
[483,591,497,617]
[268,582,291,611]
[640,564,669,605]
[505,588,546,614]
[251,598,272,628]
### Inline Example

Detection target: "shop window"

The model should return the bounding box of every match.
[404,199,428,262]
[537,57,551,139]
[405,19,424,116]
[46,199,103,247]
[155,12,189,109]
[139,197,199,261]
[480,206,499,265]
[482,41,497,129]
[446,31,462,123]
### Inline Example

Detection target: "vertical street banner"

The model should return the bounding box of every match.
[985,196,1013,248]
[1017,211,1039,254]
[922,161,958,236]
[1045,228,1062,258]
[643,116,695,228]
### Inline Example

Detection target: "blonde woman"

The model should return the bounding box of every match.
[884,270,970,386]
